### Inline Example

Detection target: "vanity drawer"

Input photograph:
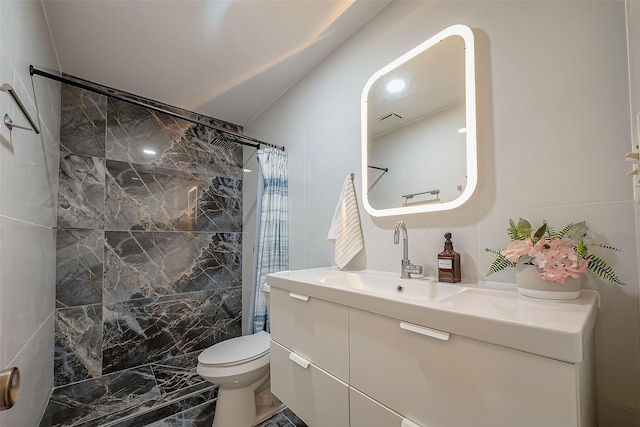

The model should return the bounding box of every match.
[269,286,349,381]
[350,387,425,427]
[349,308,579,427]
[270,340,349,427]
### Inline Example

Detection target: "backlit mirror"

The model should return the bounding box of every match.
[361,24,476,217]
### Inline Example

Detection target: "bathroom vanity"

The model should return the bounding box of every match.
[266,268,598,427]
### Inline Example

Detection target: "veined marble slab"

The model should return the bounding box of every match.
[56,229,104,308]
[41,366,161,426]
[57,153,106,229]
[54,304,103,387]
[104,160,242,232]
[106,98,243,178]
[102,288,241,374]
[60,83,107,157]
[104,231,241,303]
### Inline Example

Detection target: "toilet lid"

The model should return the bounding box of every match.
[198,330,270,366]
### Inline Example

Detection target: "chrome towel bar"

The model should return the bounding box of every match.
[1,83,40,134]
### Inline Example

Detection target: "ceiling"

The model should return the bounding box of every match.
[43,0,391,127]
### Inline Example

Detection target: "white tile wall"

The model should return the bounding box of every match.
[248,1,640,424]
[0,1,60,425]
[626,0,640,417]
[0,217,56,364]
[0,312,54,427]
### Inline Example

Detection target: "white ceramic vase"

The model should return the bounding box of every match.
[515,264,582,300]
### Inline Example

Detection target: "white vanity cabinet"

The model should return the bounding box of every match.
[267,268,597,427]
[349,307,593,427]
[269,287,350,426]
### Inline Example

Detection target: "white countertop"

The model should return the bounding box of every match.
[266,267,598,364]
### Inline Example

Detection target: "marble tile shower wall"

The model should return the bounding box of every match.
[44,83,245,425]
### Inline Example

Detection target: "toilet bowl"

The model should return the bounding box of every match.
[197,330,283,427]
[197,284,283,427]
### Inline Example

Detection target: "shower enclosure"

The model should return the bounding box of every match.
[38,75,256,426]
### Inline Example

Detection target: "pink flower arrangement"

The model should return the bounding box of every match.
[502,236,588,284]
[486,218,624,286]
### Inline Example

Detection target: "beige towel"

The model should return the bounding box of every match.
[327,174,364,269]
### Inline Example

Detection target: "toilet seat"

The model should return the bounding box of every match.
[198,330,270,367]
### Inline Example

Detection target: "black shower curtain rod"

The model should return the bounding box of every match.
[30,65,284,151]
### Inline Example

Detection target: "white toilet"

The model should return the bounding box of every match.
[197,287,283,426]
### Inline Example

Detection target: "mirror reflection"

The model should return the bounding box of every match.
[361,24,476,217]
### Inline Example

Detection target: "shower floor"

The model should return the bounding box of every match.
[142,406,306,427]
[39,355,307,427]
[40,381,306,427]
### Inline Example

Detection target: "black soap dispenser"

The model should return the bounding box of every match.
[438,233,461,283]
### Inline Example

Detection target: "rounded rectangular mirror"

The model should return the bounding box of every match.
[361,24,476,217]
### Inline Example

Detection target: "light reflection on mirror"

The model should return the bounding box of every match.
[361,24,476,217]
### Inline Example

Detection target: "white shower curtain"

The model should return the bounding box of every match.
[251,147,288,333]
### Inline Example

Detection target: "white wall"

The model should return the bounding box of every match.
[0,1,60,426]
[248,1,640,424]
[626,0,640,423]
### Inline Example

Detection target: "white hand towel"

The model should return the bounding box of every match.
[327,174,364,269]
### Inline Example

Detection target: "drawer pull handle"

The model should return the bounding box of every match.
[288,352,311,368]
[289,292,310,301]
[401,419,421,427]
[400,321,450,341]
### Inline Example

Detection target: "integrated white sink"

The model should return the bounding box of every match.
[266,267,599,364]
[320,272,464,301]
